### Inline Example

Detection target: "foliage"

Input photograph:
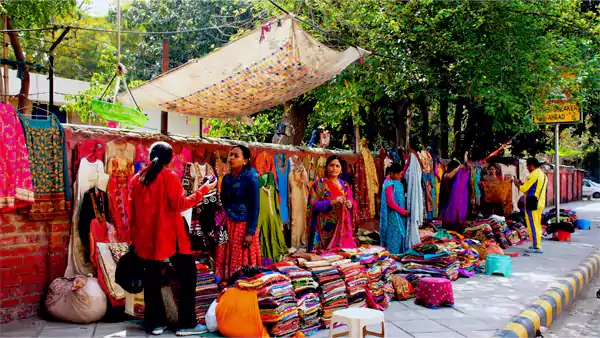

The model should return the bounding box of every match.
[61,46,144,124]
[206,107,282,143]
[0,0,77,27]
[115,0,261,81]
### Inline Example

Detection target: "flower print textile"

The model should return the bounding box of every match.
[18,112,70,220]
[0,103,34,212]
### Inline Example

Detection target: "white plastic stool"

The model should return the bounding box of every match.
[329,308,385,338]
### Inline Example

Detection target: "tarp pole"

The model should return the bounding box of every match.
[160,38,170,135]
[555,123,560,224]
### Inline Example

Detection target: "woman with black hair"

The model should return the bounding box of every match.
[380,163,410,254]
[129,142,217,336]
[307,155,357,252]
[216,145,262,280]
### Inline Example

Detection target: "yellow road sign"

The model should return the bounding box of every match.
[534,101,581,124]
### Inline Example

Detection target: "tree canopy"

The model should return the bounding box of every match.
[3,0,599,172]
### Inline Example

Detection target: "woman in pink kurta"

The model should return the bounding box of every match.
[0,103,34,212]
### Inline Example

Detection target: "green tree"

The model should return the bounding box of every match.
[0,0,77,108]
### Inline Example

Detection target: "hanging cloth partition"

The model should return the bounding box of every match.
[117,15,369,118]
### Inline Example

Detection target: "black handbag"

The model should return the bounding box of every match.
[525,175,547,211]
[115,246,145,294]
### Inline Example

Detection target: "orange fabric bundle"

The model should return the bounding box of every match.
[391,275,415,300]
[481,181,512,205]
[216,288,269,338]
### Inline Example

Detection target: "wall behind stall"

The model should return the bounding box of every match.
[0,125,361,324]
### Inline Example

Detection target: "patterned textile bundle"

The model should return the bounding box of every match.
[303,262,347,327]
[236,271,299,337]
[335,261,368,308]
[488,217,511,249]
[274,262,322,336]
[400,244,459,281]
[365,261,389,310]
[506,220,529,242]
[463,222,495,243]
[194,263,219,324]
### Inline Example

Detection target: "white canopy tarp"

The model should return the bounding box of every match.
[118,15,369,118]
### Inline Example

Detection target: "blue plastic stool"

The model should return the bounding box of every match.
[575,219,591,230]
[485,254,512,277]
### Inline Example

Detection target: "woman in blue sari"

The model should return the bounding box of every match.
[380,163,410,255]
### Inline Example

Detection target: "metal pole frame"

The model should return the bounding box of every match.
[555,123,560,224]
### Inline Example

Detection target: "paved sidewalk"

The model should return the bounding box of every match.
[2,201,599,338]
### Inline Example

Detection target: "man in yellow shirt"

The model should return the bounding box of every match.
[513,158,548,254]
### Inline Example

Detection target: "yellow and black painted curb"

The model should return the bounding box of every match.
[494,249,600,338]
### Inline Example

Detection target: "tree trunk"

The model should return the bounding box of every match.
[393,99,410,148]
[453,98,465,157]
[272,99,311,145]
[419,96,429,149]
[439,96,449,158]
[6,17,29,110]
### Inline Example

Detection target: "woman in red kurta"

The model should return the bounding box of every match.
[129,142,216,336]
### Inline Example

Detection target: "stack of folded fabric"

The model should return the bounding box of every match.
[506,219,529,242]
[463,221,495,243]
[304,262,348,327]
[236,271,300,337]
[380,258,397,302]
[365,261,389,310]
[194,263,219,324]
[400,244,459,281]
[488,216,511,249]
[274,262,322,335]
[335,261,367,308]
[455,246,478,278]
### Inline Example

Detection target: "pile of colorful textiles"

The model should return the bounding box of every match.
[456,247,478,277]
[274,262,322,336]
[488,216,512,249]
[463,222,494,243]
[365,261,389,310]
[194,263,219,324]
[335,261,368,308]
[544,208,577,224]
[400,244,459,281]
[303,261,347,327]
[236,271,299,337]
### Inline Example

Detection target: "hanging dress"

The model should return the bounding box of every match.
[353,157,370,227]
[66,158,108,277]
[274,153,290,224]
[405,152,423,249]
[361,143,379,218]
[288,157,308,249]
[18,112,70,220]
[188,163,229,252]
[107,156,134,243]
[307,178,357,252]
[134,143,150,173]
[170,146,192,178]
[258,173,288,262]
[215,150,230,192]
[0,103,34,212]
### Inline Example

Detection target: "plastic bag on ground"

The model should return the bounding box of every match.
[45,276,107,324]
[206,300,218,332]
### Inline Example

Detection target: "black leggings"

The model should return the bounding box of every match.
[143,253,197,330]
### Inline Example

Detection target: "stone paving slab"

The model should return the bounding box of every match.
[1,201,598,338]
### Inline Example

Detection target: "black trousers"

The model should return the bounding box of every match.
[143,253,197,330]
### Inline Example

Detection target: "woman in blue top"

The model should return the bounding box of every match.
[380,163,410,255]
[216,145,261,280]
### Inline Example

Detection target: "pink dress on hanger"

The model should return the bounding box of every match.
[0,103,34,212]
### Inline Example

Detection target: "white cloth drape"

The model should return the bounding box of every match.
[405,152,423,248]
